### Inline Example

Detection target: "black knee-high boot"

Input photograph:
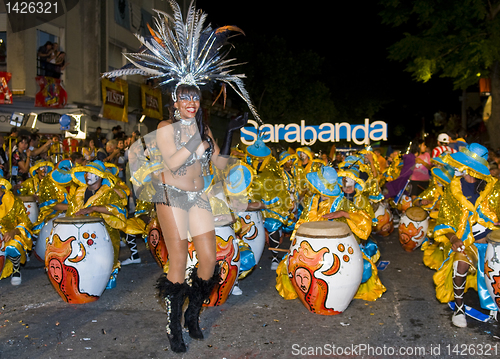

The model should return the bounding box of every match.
[184,265,220,340]
[157,274,187,352]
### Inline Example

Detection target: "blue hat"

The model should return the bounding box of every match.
[337,167,364,191]
[50,159,73,185]
[225,162,254,195]
[30,160,54,177]
[340,155,363,170]
[72,160,113,187]
[432,163,454,185]
[306,166,341,197]
[105,163,119,177]
[278,151,297,167]
[246,137,271,158]
[448,143,489,178]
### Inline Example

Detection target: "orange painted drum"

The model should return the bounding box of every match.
[186,220,240,307]
[485,230,500,310]
[46,217,114,304]
[398,206,429,252]
[287,221,363,315]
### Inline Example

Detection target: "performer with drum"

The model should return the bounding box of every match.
[19,160,54,198]
[433,143,500,327]
[68,160,128,288]
[103,1,259,352]
[0,178,33,285]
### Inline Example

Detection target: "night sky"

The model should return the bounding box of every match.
[195,1,463,144]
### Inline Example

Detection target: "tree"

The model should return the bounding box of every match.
[380,0,500,148]
[231,35,338,125]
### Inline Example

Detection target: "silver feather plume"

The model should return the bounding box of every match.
[103,0,261,124]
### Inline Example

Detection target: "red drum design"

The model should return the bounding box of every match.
[398,206,429,252]
[287,221,363,315]
[18,196,38,224]
[485,230,500,310]
[372,202,394,236]
[238,210,265,264]
[186,220,240,306]
[46,217,114,304]
[146,216,168,269]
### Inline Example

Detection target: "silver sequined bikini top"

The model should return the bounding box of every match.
[172,122,213,176]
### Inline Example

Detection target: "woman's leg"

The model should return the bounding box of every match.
[156,203,189,283]
[155,203,190,352]
[452,260,469,328]
[183,205,218,339]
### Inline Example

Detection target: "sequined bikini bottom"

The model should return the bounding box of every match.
[155,183,212,212]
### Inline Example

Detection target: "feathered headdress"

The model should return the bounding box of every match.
[103,0,261,123]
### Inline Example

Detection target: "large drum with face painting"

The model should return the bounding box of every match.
[45,217,114,304]
[185,220,240,307]
[398,206,429,252]
[287,221,363,315]
[18,196,38,224]
[485,230,500,310]
[237,210,265,264]
[372,201,394,237]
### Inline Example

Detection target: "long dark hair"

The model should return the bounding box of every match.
[172,84,208,141]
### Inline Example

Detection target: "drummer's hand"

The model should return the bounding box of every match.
[323,210,350,220]
[3,229,18,242]
[494,222,500,226]
[75,207,94,216]
[450,235,465,253]
[420,199,431,206]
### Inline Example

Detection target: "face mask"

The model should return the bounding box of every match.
[345,178,355,187]
[86,173,100,185]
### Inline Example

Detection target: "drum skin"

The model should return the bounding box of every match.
[287,221,363,315]
[372,202,394,237]
[238,210,266,264]
[398,206,429,252]
[45,217,114,304]
[18,196,38,225]
[485,231,500,310]
[186,222,240,307]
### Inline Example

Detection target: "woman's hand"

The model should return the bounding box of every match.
[227,113,248,133]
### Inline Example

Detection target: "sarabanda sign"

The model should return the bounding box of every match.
[240,118,387,146]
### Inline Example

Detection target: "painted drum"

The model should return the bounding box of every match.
[372,202,394,237]
[46,216,114,304]
[485,230,500,310]
[18,196,38,224]
[35,214,65,262]
[237,210,266,264]
[287,221,363,315]
[397,195,413,213]
[146,216,168,269]
[186,220,240,307]
[398,206,429,252]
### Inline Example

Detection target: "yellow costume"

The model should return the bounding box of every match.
[19,160,54,196]
[0,189,33,279]
[433,176,500,304]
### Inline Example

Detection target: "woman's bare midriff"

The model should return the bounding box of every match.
[161,160,205,191]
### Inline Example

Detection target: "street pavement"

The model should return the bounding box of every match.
[1,230,500,359]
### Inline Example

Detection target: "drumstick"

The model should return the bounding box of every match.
[267,247,290,253]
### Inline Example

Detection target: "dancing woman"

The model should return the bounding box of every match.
[103,0,260,352]
[154,84,246,351]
